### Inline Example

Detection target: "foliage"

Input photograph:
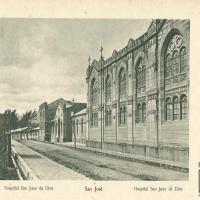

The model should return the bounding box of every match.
[18,110,38,128]
[0,109,38,130]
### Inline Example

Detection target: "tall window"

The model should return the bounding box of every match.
[137,104,142,123]
[172,51,179,76]
[72,120,75,134]
[105,75,111,102]
[91,113,98,127]
[173,96,179,120]
[142,103,146,122]
[76,120,79,134]
[165,54,172,79]
[180,95,187,119]
[81,118,83,133]
[109,110,112,126]
[119,68,126,97]
[180,47,186,73]
[166,98,172,121]
[119,106,127,125]
[136,58,146,93]
[123,107,127,124]
[105,109,112,127]
[91,78,97,106]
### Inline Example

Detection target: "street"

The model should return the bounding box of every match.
[18,140,188,181]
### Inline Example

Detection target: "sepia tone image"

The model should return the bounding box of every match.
[0,19,189,181]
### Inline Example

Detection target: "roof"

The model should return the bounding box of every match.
[46,98,73,121]
[11,127,28,133]
[48,98,73,108]
[73,108,87,116]
[41,98,87,121]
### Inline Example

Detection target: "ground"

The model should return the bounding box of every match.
[18,140,188,181]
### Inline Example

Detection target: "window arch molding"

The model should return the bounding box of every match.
[161,28,188,122]
[160,28,188,85]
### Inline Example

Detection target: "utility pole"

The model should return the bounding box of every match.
[72,112,76,149]
[155,19,160,150]
[88,57,91,143]
[7,109,12,168]
[100,46,103,149]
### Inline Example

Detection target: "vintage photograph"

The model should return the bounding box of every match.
[0,19,189,181]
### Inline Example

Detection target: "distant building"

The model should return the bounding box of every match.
[72,108,87,144]
[39,98,86,142]
[86,19,189,163]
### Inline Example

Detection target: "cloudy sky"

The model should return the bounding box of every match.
[0,19,151,114]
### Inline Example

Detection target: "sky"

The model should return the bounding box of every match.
[0,19,151,114]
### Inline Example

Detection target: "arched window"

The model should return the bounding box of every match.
[142,66,146,90]
[76,120,79,134]
[105,109,112,127]
[119,68,126,98]
[166,98,172,121]
[136,58,146,93]
[105,110,108,127]
[137,104,142,123]
[165,34,187,80]
[142,103,146,123]
[60,121,62,134]
[81,118,83,133]
[173,96,179,120]
[180,95,187,119]
[124,107,127,124]
[180,47,186,73]
[91,78,97,106]
[165,54,172,78]
[91,113,98,127]
[137,67,142,89]
[109,110,112,126]
[105,75,111,102]
[72,120,75,134]
[119,106,126,125]
[119,107,124,125]
[172,51,179,76]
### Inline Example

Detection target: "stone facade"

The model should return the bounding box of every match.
[72,108,87,144]
[86,19,189,163]
[39,98,87,142]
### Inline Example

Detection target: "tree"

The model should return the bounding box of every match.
[10,110,18,130]
[0,110,19,131]
[18,110,38,128]
[18,111,31,128]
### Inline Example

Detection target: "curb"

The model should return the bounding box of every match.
[55,142,189,172]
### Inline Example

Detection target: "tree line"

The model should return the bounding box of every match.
[0,110,38,131]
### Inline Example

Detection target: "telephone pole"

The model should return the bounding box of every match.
[7,109,12,168]
[100,46,104,149]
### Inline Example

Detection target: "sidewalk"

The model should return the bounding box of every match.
[12,140,90,180]
[56,142,189,171]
